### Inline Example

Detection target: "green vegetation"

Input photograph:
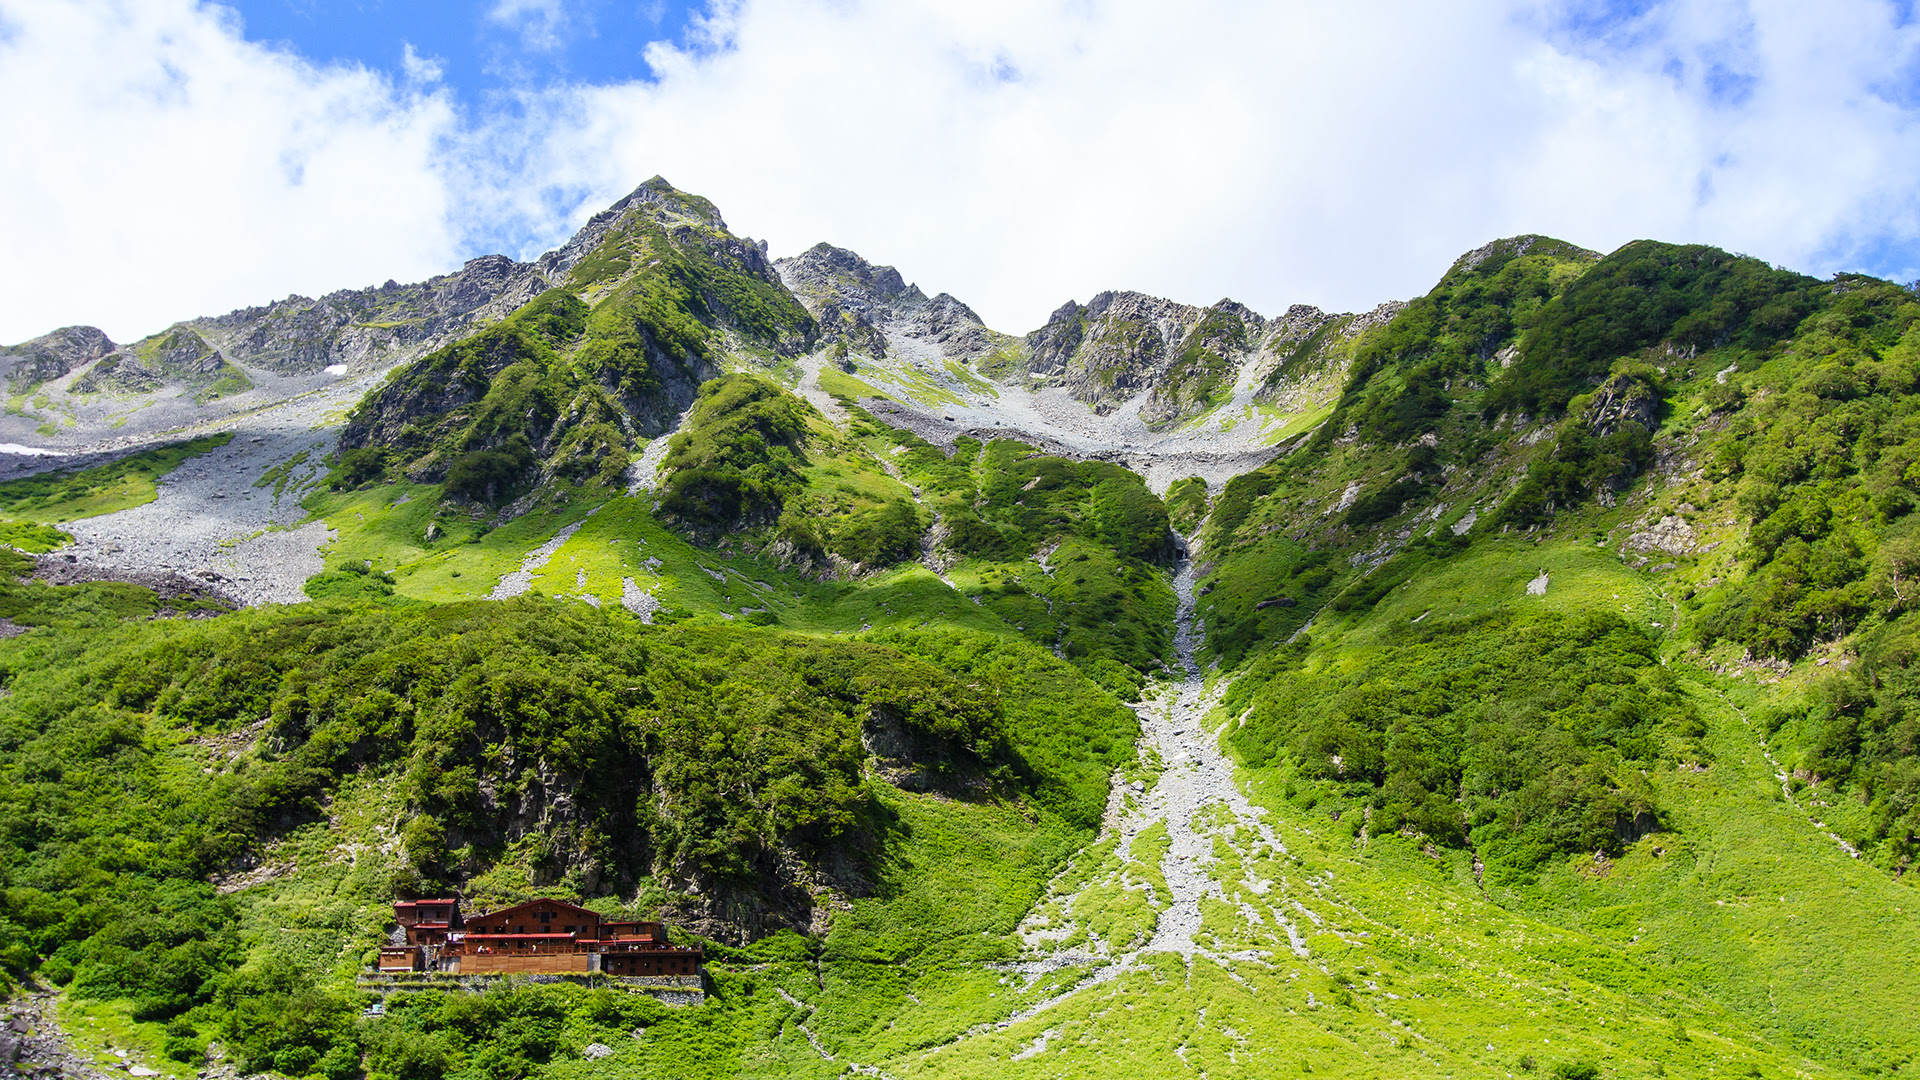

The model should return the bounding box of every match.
[339,289,625,501]
[0,434,231,523]
[0,520,72,552]
[832,412,1176,693]
[0,580,1134,1069]
[1162,476,1209,534]
[1491,242,1815,417]
[18,214,1920,1079]
[1229,610,1678,878]
[338,179,817,506]
[660,374,816,531]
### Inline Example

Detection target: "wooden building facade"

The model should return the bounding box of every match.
[382,897,701,978]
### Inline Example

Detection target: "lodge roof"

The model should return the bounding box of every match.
[395,899,460,906]
[468,898,600,922]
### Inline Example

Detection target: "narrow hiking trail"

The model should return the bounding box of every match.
[1689,676,1866,860]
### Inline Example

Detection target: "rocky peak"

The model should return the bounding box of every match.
[610,175,728,230]
[0,325,117,389]
[776,244,927,318]
[773,243,1002,361]
[1451,234,1600,279]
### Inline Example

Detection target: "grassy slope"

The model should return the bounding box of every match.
[0,435,232,550]
[228,428,1919,1077]
[1268,530,1920,1075]
[21,233,1920,1080]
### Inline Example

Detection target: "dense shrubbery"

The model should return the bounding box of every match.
[659,375,814,529]
[1692,278,1920,657]
[1498,420,1656,527]
[828,413,1177,691]
[1322,237,1596,449]
[1228,611,1680,878]
[1492,243,1815,416]
[444,435,537,504]
[1162,476,1209,534]
[338,289,640,498]
[0,585,1133,1016]
[328,447,392,490]
[1768,614,1920,868]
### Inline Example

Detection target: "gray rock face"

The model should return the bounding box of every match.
[1,177,737,451]
[190,252,551,377]
[72,325,238,398]
[1583,372,1660,437]
[0,324,116,389]
[191,180,739,380]
[776,243,998,363]
[1022,290,1269,426]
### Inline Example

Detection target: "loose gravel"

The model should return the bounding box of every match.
[28,377,380,607]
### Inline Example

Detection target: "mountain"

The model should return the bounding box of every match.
[775,242,1004,363]
[2,184,1920,1080]
[333,179,814,505]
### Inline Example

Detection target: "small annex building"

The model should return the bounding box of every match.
[379,897,702,978]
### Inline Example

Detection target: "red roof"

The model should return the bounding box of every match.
[467,898,598,922]
[462,933,578,940]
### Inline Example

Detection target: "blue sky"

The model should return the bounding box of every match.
[225,0,707,96]
[3,0,1919,344]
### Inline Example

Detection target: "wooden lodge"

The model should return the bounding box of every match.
[379,897,702,978]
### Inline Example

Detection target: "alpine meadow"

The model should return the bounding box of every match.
[2,177,1918,1080]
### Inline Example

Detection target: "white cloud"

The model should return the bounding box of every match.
[0,0,458,343]
[481,0,1920,329]
[486,0,570,54]
[5,0,1920,346]
[401,42,444,85]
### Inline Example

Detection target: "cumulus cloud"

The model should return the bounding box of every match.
[4,0,1919,345]
[0,0,458,343]
[507,0,1920,329]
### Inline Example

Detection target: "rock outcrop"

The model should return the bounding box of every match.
[776,243,1000,363]
[0,324,116,390]
[1021,291,1279,427]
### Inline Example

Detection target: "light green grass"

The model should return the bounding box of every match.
[56,998,197,1080]
[0,433,232,523]
[818,367,893,403]
[1325,533,1675,647]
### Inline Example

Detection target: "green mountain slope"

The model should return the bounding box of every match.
[5,215,1920,1080]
